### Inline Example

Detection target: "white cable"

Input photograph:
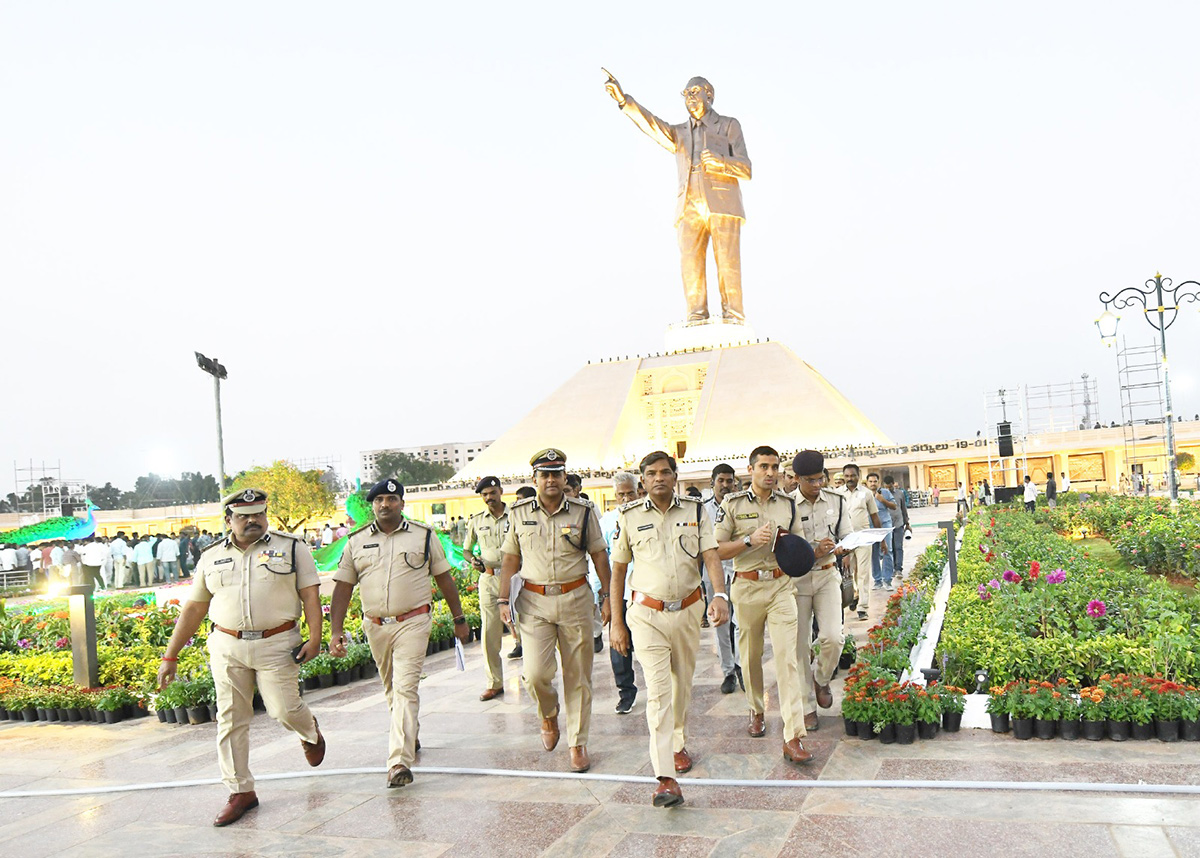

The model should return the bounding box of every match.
[4,766,1200,799]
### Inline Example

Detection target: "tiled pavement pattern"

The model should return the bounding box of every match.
[3,505,1200,857]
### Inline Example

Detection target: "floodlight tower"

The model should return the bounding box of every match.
[195,352,229,504]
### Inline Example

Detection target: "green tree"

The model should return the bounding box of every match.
[88,482,124,510]
[177,472,220,504]
[1176,452,1195,472]
[231,461,335,533]
[372,452,455,486]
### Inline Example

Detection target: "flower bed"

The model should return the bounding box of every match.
[1046,494,1200,578]
[936,503,1200,690]
[985,673,1200,742]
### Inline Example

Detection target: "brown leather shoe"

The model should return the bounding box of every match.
[387,764,414,787]
[479,687,504,701]
[652,776,684,807]
[782,737,814,764]
[815,683,833,709]
[213,791,258,827]
[540,713,560,751]
[748,711,765,738]
[569,745,590,772]
[804,711,819,731]
[673,747,693,774]
[301,717,325,767]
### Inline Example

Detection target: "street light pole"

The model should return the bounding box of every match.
[1097,273,1200,503]
[195,352,229,528]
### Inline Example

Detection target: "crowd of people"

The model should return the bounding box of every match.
[0,530,222,590]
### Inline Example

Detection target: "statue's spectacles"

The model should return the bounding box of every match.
[681,87,707,99]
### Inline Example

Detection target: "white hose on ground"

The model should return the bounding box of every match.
[3,766,1200,799]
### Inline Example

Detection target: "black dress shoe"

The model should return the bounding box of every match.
[507,644,522,659]
[720,673,737,694]
[735,666,745,691]
[593,635,603,653]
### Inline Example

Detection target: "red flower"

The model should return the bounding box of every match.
[1030,561,1040,575]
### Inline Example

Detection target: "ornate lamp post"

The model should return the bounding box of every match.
[1097,273,1200,501]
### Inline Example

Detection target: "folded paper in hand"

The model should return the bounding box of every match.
[836,528,895,551]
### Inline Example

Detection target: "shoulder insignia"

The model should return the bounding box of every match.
[199,539,226,555]
[618,499,642,513]
[405,518,433,532]
[726,489,751,501]
[267,529,301,541]
[346,522,374,539]
[512,496,537,509]
[679,495,702,504]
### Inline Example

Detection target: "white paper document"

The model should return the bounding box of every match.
[836,528,894,550]
[453,637,466,671]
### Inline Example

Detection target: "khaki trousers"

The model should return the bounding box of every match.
[794,567,844,713]
[627,598,701,778]
[365,612,431,770]
[850,546,873,610]
[517,585,594,746]
[208,626,317,794]
[730,574,806,740]
[138,561,155,588]
[478,571,504,690]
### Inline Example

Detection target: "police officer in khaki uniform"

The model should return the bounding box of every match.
[841,463,881,621]
[328,478,470,788]
[790,450,853,731]
[610,451,729,808]
[158,489,326,827]
[499,449,611,773]
[713,446,813,764]
[462,475,510,701]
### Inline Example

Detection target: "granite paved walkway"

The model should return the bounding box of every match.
[3,504,1200,857]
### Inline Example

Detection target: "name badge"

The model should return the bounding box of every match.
[363,543,380,549]
[736,513,758,520]
[523,520,537,526]
[637,524,654,531]
[214,557,233,566]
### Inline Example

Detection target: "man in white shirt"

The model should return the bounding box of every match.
[321,524,334,546]
[109,533,130,588]
[1061,472,1071,494]
[80,538,110,591]
[0,544,17,572]
[131,536,155,587]
[1023,475,1038,512]
[157,533,181,583]
[602,472,640,714]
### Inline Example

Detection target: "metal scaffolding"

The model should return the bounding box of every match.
[12,460,88,517]
[1025,374,1101,433]
[1116,338,1168,491]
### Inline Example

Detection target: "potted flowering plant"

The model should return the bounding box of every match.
[1127,676,1155,740]
[1008,681,1039,740]
[1057,686,1081,740]
[986,682,1013,733]
[1098,675,1133,741]
[912,686,942,739]
[937,685,967,732]
[1182,686,1200,742]
[1145,677,1187,742]
[1078,686,1107,740]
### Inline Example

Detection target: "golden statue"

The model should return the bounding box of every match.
[605,70,752,323]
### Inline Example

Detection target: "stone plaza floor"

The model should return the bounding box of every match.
[3,503,1200,857]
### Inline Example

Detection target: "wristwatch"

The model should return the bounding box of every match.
[712,593,729,602]
[742,534,753,548]
[453,616,467,626]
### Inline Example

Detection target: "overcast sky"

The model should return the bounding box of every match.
[4,1,1200,495]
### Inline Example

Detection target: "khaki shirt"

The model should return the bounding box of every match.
[334,519,451,618]
[462,505,509,569]
[611,495,716,602]
[794,488,854,562]
[190,531,318,630]
[843,485,879,530]
[501,496,606,584]
[713,489,798,573]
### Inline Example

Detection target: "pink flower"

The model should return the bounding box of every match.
[1086,600,1107,618]
[1046,569,1067,585]
[978,584,991,600]
[1002,569,1018,583]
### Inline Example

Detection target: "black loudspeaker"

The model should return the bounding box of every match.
[997,422,1014,457]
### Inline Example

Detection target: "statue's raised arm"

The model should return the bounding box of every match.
[604,72,751,324]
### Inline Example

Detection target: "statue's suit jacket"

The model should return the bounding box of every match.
[620,95,752,226]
